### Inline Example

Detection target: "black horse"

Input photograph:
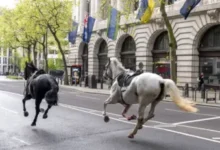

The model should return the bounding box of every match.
[23,62,59,126]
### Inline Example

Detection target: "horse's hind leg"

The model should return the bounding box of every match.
[43,104,52,119]
[22,95,32,117]
[31,98,42,126]
[128,103,147,139]
[138,100,160,130]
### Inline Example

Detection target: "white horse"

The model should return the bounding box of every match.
[102,57,198,139]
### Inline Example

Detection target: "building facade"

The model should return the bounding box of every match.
[68,0,220,87]
[0,48,13,75]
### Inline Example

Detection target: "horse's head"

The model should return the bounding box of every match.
[103,57,126,81]
[24,61,38,80]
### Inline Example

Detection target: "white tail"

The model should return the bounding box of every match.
[164,79,198,113]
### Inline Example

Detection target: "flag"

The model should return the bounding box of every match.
[68,21,78,44]
[83,13,95,43]
[180,0,201,19]
[136,0,155,23]
[107,6,120,40]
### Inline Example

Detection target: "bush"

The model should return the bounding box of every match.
[6,75,23,80]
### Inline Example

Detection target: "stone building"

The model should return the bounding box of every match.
[68,0,220,87]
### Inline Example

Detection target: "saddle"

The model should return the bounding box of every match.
[117,70,144,89]
[32,69,46,79]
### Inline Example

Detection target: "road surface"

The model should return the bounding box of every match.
[0,80,220,149]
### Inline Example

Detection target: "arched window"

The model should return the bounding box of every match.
[121,36,136,71]
[82,44,88,80]
[98,40,108,82]
[152,31,170,79]
[199,25,220,85]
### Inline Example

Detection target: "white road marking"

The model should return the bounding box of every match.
[2,90,220,143]
[61,104,220,144]
[0,107,18,114]
[212,137,220,140]
[12,137,30,145]
[154,124,176,128]
[75,95,101,100]
[180,125,220,134]
[173,116,220,126]
[166,108,217,117]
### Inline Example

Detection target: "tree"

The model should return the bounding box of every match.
[32,0,73,85]
[159,0,177,82]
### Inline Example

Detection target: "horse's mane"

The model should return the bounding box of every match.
[110,57,126,72]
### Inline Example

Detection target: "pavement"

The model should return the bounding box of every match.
[1,80,220,149]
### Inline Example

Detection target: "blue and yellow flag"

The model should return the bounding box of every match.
[137,0,155,23]
[180,0,201,19]
[107,6,120,40]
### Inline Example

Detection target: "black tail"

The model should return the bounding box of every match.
[45,86,58,106]
[155,82,165,101]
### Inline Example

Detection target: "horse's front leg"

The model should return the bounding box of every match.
[22,94,32,117]
[31,98,42,126]
[43,104,52,119]
[121,104,136,121]
[103,96,117,123]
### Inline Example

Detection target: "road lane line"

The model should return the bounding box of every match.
[61,104,167,125]
[165,108,217,117]
[75,95,101,100]
[0,107,18,114]
[12,137,30,145]
[179,125,220,134]
[2,90,220,141]
[212,137,220,140]
[61,104,220,144]
[173,116,220,126]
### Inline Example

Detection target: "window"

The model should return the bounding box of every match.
[98,40,108,81]
[121,36,136,71]
[199,25,220,85]
[3,57,7,64]
[153,31,171,79]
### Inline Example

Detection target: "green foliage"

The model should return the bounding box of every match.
[6,75,23,80]
[48,58,64,70]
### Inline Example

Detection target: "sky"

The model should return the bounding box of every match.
[0,0,18,9]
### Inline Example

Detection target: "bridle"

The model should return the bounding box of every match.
[104,59,124,82]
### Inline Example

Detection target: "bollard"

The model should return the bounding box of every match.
[185,83,189,97]
[79,78,82,87]
[101,78,103,89]
[201,84,205,101]
[194,85,197,101]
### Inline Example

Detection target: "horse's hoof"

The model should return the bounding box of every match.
[43,114,48,119]
[40,108,45,113]
[104,116,110,122]
[127,115,137,121]
[128,134,134,139]
[138,125,143,130]
[24,111,29,117]
[31,122,36,126]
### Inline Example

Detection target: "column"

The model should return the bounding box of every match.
[79,0,88,32]
[111,0,117,8]
[95,0,101,19]
[90,0,96,17]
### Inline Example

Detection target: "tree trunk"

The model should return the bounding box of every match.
[160,0,177,83]
[48,27,69,85]
[42,34,48,73]
[33,41,37,66]
[27,45,31,62]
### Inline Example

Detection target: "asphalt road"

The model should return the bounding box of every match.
[1,80,220,149]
